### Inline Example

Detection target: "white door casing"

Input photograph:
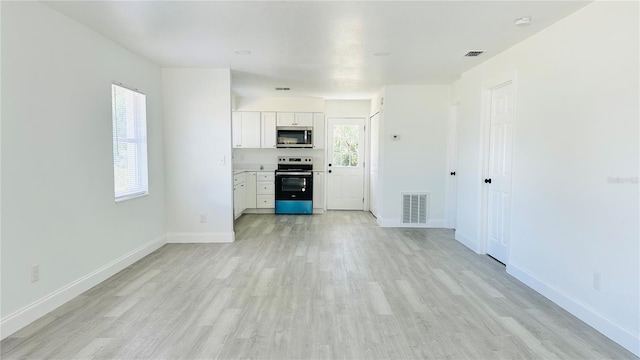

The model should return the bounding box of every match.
[446,103,459,229]
[486,82,515,264]
[327,118,365,210]
[369,113,380,217]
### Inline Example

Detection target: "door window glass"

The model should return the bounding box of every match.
[332,125,359,167]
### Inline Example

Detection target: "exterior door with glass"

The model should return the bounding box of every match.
[326,118,365,210]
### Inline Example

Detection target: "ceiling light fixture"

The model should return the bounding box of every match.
[515,17,532,27]
[373,52,390,57]
[235,50,251,55]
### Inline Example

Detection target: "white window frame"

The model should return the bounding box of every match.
[111,83,149,202]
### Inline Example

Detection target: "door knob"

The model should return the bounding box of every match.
[450,172,456,176]
[484,178,492,184]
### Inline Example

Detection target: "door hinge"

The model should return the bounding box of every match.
[363,198,365,203]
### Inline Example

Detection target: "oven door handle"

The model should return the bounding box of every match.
[275,172,313,176]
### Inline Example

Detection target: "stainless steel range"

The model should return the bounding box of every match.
[274,156,313,214]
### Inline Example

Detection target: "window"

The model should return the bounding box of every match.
[111,83,148,201]
[332,124,359,167]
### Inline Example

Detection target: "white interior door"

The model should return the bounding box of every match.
[369,113,380,217]
[486,82,515,264]
[446,104,459,229]
[327,118,365,210]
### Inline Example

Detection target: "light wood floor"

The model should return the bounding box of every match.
[2,211,636,359]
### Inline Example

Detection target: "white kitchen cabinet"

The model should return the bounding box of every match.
[261,112,277,148]
[256,171,275,209]
[276,112,295,126]
[245,172,257,208]
[232,112,261,148]
[313,112,325,149]
[313,171,324,210]
[294,112,313,126]
[233,173,247,219]
[276,112,313,126]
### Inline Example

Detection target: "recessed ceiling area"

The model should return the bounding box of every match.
[43,1,591,99]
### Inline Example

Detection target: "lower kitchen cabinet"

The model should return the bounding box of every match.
[245,172,257,208]
[256,172,275,209]
[313,171,324,210]
[233,172,247,219]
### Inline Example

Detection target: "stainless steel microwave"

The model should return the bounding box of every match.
[276,126,313,148]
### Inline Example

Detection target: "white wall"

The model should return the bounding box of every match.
[1,1,166,337]
[163,69,234,243]
[377,85,450,227]
[324,100,371,119]
[234,97,325,112]
[452,2,639,355]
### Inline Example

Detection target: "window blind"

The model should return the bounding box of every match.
[111,84,148,201]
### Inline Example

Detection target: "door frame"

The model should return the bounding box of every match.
[325,116,368,211]
[479,73,518,259]
[368,111,380,217]
[445,101,460,229]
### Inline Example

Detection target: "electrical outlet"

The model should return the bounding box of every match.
[593,272,601,291]
[199,214,207,223]
[31,264,40,283]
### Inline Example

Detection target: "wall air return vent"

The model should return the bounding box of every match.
[464,51,484,57]
[402,193,430,225]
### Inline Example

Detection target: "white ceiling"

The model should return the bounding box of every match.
[44,1,590,99]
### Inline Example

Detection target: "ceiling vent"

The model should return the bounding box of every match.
[275,87,291,91]
[464,51,484,57]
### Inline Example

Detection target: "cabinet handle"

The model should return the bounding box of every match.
[484,178,492,184]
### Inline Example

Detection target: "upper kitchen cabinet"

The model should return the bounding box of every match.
[294,112,313,126]
[232,112,261,148]
[277,112,313,126]
[313,112,325,149]
[261,112,277,148]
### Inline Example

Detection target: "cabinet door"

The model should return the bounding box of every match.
[245,172,257,208]
[295,112,313,126]
[276,112,295,126]
[233,185,241,218]
[313,113,324,149]
[261,112,277,148]
[241,112,261,148]
[232,112,242,148]
[313,172,324,209]
[239,182,247,214]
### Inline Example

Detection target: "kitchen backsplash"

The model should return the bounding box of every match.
[232,148,325,170]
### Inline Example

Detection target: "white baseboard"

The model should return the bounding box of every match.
[166,232,234,243]
[376,217,445,228]
[507,262,640,357]
[0,235,166,340]
[242,209,275,215]
[454,230,480,253]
